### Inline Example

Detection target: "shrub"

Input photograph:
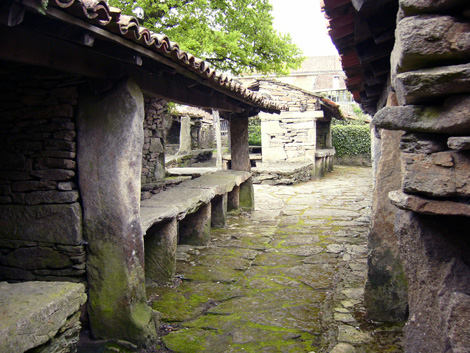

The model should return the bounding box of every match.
[332,124,371,157]
[248,116,261,146]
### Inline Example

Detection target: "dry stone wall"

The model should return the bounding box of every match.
[142,96,167,184]
[0,65,85,283]
[372,1,470,350]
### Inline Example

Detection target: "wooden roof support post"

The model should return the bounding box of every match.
[230,112,254,210]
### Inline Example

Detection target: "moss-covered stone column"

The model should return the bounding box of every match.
[230,113,254,210]
[77,78,157,345]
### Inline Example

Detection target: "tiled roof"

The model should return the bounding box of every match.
[34,0,282,113]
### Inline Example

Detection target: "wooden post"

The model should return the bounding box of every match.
[212,109,223,169]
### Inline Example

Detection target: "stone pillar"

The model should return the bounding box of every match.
[239,178,254,211]
[179,203,211,246]
[365,129,408,322]
[227,185,240,212]
[211,194,227,228]
[213,110,223,169]
[230,113,254,209]
[395,210,470,353]
[178,115,191,154]
[144,218,177,285]
[77,78,157,345]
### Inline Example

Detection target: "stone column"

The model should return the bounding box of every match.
[227,185,240,212]
[230,113,254,210]
[211,194,227,228]
[179,203,212,246]
[178,115,191,154]
[144,218,178,285]
[77,78,157,345]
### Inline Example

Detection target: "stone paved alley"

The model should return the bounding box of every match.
[148,166,403,353]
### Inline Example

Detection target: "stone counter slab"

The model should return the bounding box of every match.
[0,281,86,353]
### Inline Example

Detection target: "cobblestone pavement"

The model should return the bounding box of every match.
[149,166,403,353]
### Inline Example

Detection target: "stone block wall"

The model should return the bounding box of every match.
[142,96,167,183]
[371,1,470,350]
[256,80,327,164]
[0,64,85,283]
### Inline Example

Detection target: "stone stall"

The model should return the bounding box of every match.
[249,79,339,181]
[0,0,281,347]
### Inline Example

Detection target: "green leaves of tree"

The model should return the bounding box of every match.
[108,0,303,75]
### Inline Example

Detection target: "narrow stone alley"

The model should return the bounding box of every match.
[148,166,403,353]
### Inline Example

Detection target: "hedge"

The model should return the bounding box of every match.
[331,124,371,157]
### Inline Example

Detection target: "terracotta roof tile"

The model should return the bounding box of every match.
[45,0,281,113]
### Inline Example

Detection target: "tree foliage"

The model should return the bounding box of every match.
[108,0,304,75]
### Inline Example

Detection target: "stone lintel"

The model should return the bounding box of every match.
[0,203,82,244]
[0,281,86,353]
[389,189,470,217]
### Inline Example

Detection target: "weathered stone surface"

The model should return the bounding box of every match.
[30,169,75,181]
[33,158,76,170]
[12,180,56,192]
[400,133,448,154]
[178,115,191,154]
[211,194,227,228]
[373,96,470,134]
[330,342,356,353]
[394,64,470,105]
[402,151,470,197]
[0,246,73,269]
[389,189,470,216]
[179,202,211,246]
[145,218,177,285]
[0,203,82,244]
[365,130,408,323]
[400,0,468,15]
[448,136,470,150]
[141,186,215,221]
[391,15,470,75]
[239,178,254,211]
[0,281,86,353]
[24,190,79,205]
[231,114,251,172]
[395,210,470,353]
[78,78,157,344]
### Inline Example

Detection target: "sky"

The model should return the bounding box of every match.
[269,0,338,57]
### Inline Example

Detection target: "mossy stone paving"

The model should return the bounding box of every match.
[148,166,403,352]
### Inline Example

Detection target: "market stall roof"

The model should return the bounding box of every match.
[0,0,282,116]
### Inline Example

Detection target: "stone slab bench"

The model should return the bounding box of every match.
[0,281,86,353]
[140,170,251,285]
